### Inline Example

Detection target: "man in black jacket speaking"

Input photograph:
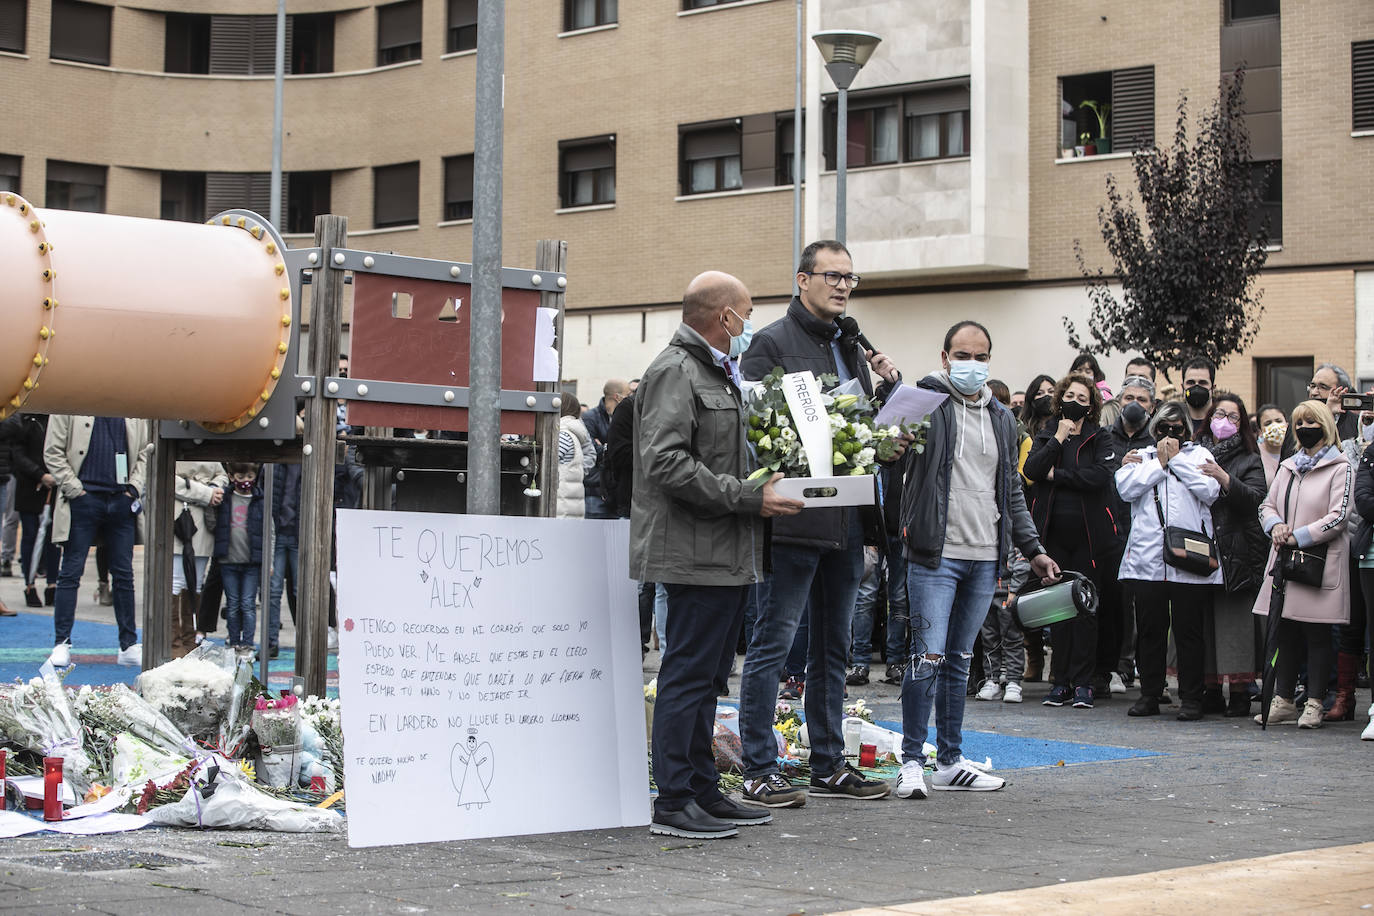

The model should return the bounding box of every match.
[737,239,902,807]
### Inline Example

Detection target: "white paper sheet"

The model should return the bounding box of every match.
[0,810,49,838]
[532,307,560,382]
[62,786,132,820]
[41,812,150,835]
[874,382,948,428]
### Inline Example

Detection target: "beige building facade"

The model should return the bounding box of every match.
[1,0,1370,409]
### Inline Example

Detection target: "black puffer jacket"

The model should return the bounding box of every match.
[1197,437,1269,594]
[1351,442,1374,563]
[1023,420,1121,561]
[0,414,15,483]
[740,296,875,551]
[5,414,52,514]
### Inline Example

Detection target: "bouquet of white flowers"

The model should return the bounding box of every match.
[73,683,190,783]
[0,667,94,794]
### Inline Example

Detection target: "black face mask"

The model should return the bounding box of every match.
[1184,385,1211,409]
[1156,424,1187,441]
[1060,400,1091,422]
[1121,402,1150,427]
[1032,394,1053,416]
[1294,426,1324,449]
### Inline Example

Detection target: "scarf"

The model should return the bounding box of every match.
[1205,432,1246,466]
[1293,445,1333,475]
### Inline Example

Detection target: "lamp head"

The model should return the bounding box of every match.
[812,29,882,90]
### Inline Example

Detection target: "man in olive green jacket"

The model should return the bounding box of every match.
[633,271,801,841]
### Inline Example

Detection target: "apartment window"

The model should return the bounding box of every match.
[680,121,741,195]
[375,161,420,228]
[776,113,803,186]
[46,160,105,212]
[287,171,331,233]
[682,0,747,9]
[823,83,970,169]
[1249,159,1282,245]
[1059,67,1154,154]
[1228,0,1279,21]
[164,13,210,73]
[446,0,476,53]
[378,0,421,65]
[559,136,614,208]
[0,154,20,193]
[443,154,474,220]
[206,172,281,217]
[292,13,333,74]
[161,171,206,222]
[0,0,26,54]
[565,0,615,30]
[1355,41,1374,132]
[50,0,111,66]
[1256,356,1311,415]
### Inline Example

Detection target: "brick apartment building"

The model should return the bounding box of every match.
[1,0,1370,410]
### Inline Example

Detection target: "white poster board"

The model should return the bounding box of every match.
[335,511,648,848]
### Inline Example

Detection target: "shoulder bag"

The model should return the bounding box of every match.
[1276,472,1327,587]
[1153,477,1219,576]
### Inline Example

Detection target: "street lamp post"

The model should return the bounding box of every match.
[812,30,882,245]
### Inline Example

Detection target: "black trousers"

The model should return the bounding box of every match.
[1133,580,1212,704]
[652,582,747,814]
[1094,549,1125,681]
[1044,530,1099,690]
[638,580,656,650]
[1276,617,1334,702]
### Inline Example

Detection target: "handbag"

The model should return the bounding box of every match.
[1276,473,1327,587]
[1153,479,1219,576]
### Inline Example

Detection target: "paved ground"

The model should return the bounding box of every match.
[2,564,1373,914]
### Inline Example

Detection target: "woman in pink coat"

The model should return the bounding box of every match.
[1253,400,1352,729]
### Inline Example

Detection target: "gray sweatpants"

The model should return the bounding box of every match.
[981,599,1025,685]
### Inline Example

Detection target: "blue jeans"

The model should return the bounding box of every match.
[739,517,864,779]
[269,532,299,648]
[900,557,998,766]
[54,491,138,650]
[221,562,261,648]
[850,536,911,664]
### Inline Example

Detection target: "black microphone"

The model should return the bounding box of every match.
[836,316,878,354]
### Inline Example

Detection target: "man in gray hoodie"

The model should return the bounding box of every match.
[892,321,1059,798]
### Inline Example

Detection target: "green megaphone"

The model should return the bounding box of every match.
[1011,570,1098,630]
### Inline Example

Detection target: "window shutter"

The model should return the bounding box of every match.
[739,113,775,189]
[684,126,739,160]
[50,0,110,65]
[379,0,422,51]
[206,172,283,218]
[0,154,19,192]
[444,155,473,204]
[0,0,25,53]
[47,160,104,186]
[1355,41,1374,132]
[904,85,970,118]
[375,162,420,227]
[561,142,613,172]
[1111,66,1154,150]
[209,15,251,73]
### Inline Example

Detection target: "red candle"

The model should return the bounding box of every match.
[43,756,64,822]
[858,743,877,768]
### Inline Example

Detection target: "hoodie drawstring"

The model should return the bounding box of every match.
[956,398,988,459]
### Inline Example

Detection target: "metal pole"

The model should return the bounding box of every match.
[836,85,847,245]
[468,0,505,516]
[792,0,803,289]
[270,0,285,228]
[258,463,274,686]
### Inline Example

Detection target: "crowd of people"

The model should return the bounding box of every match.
[628,238,1374,841]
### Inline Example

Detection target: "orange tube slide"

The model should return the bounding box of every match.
[0,195,292,432]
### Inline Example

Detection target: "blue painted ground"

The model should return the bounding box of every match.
[0,610,338,696]
[713,700,1161,772]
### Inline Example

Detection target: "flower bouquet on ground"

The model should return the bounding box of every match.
[745,368,928,504]
[135,647,237,741]
[300,695,343,789]
[251,694,301,788]
[0,666,94,795]
[72,683,191,786]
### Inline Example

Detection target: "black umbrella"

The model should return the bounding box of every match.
[1259,557,1287,730]
[173,504,200,599]
[25,499,51,588]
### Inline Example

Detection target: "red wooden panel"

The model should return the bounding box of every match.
[346,272,539,435]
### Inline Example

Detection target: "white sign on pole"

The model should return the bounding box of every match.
[335,510,648,848]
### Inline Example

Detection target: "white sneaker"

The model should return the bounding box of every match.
[975,680,1004,701]
[327,627,339,651]
[116,644,142,668]
[1003,682,1024,703]
[1109,672,1126,694]
[48,641,71,667]
[932,757,1005,792]
[1362,705,1374,741]
[894,760,929,799]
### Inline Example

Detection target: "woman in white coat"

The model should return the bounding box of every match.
[173,461,227,656]
[1116,401,1223,721]
[556,394,593,519]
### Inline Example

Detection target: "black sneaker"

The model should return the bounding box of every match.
[1043,685,1072,707]
[1072,686,1094,709]
[845,664,870,686]
[742,773,807,808]
[883,663,906,685]
[700,795,772,826]
[1176,701,1204,721]
[1128,695,1161,717]
[0,560,11,577]
[809,764,891,800]
[650,800,739,839]
[779,677,804,700]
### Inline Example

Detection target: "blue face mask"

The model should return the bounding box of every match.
[726,308,753,359]
[948,359,989,395]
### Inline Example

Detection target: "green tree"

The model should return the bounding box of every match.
[1066,69,1271,377]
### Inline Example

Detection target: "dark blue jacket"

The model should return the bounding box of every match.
[214,483,266,564]
[272,464,302,535]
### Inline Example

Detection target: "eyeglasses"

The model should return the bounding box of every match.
[802,271,861,289]
[1307,381,1333,393]
[1211,409,1241,423]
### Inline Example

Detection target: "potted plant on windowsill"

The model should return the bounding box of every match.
[1080,100,1111,154]
[1079,132,1096,157]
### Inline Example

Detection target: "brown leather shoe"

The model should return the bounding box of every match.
[1326,652,1359,721]
[0,596,17,617]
